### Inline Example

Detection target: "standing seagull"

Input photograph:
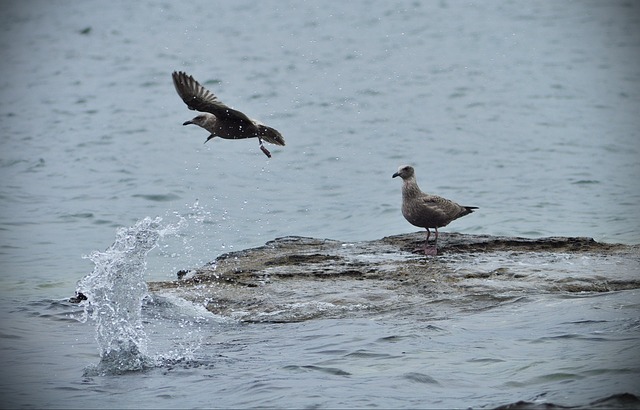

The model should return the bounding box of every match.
[393,165,477,255]
[172,71,285,158]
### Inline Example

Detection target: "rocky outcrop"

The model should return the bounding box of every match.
[148,232,640,323]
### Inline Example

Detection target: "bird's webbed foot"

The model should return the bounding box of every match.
[423,246,438,256]
[260,145,272,158]
[258,139,272,158]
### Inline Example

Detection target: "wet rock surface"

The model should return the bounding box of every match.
[149,233,640,323]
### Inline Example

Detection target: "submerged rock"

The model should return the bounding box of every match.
[149,232,640,323]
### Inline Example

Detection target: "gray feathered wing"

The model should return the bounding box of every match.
[172,71,285,147]
[172,71,255,126]
[420,195,476,224]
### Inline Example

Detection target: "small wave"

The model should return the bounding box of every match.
[132,193,181,202]
[283,365,351,376]
[83,340,155,376]
[572,179,600,185]
[402,372,439,384]
[493,392,639,409]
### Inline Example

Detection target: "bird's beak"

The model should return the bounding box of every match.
[182,120,193,126]
[392,172,399,178]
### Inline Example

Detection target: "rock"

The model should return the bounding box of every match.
[69,292,88,304]
[148,232,640,323]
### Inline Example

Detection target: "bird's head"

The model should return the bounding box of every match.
[183,114,214,127]
[392,165,415,180]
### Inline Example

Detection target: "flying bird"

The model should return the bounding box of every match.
[393,165,477,255]
[172,71,285,158]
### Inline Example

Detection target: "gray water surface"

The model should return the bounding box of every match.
[1,1,639,408]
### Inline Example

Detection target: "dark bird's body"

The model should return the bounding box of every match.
[172,71,285,157]
[393,165,477,255]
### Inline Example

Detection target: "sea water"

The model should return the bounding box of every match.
[1,1,639,408]
[77,217,164,376]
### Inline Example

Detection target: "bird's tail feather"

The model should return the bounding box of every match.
[462,206,478,216]
[260,125,286,146]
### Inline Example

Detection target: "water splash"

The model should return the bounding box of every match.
[77,216,178,375]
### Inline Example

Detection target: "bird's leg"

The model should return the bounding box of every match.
[258,137,272,158]
[424,228,438,256]
[260,145,272,158]
[413,228,430,254]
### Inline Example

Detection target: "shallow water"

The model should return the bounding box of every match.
[1,0,639,408]
[3,289,638,409]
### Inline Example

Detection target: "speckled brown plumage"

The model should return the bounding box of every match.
[393,165,477,255]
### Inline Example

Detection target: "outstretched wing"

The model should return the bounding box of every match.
[172,71,254,124]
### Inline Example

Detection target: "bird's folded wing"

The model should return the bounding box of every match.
[172,71,254,123]
[420,195,455,216]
